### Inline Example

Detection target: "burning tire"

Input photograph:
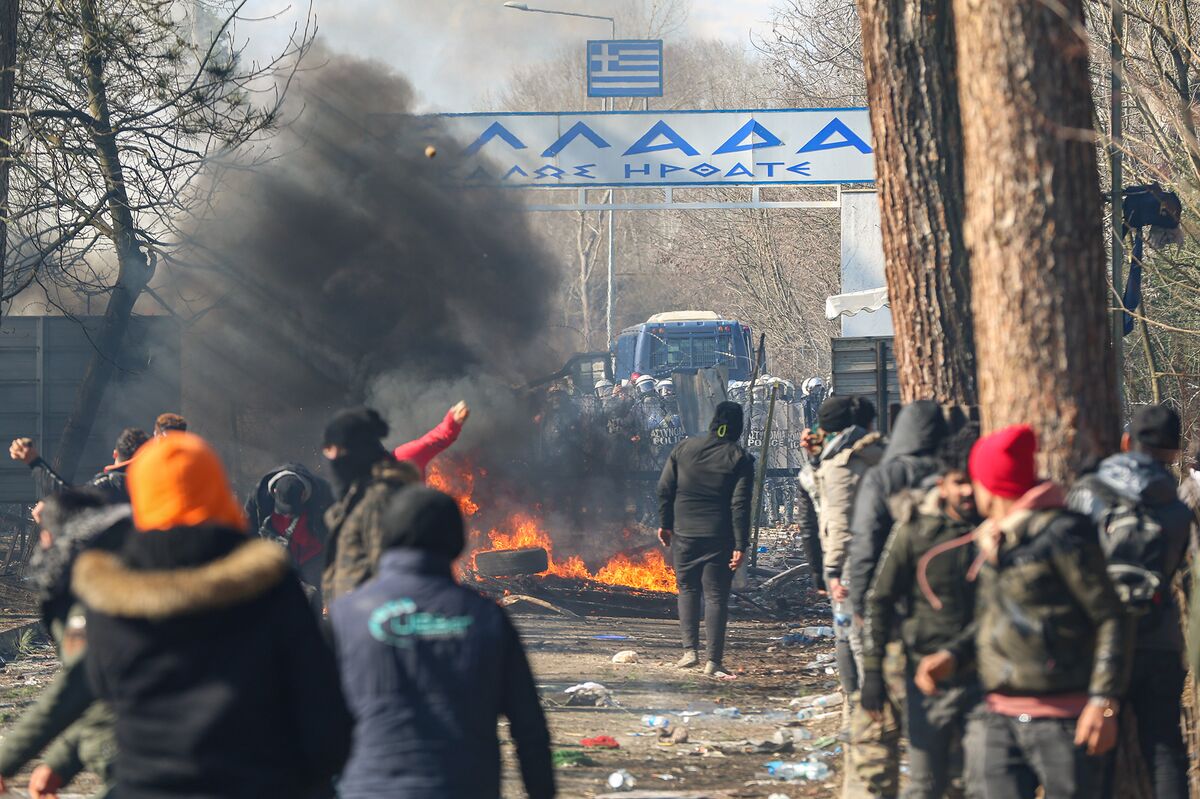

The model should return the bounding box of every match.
[474,546,550,577]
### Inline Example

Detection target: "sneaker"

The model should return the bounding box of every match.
[675,651,700,669]
[703,661,733,679]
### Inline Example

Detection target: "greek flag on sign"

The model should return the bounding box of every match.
[587,40,664,98]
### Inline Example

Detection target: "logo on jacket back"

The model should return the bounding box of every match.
[368,598,473,648]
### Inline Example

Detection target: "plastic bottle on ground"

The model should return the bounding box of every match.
[765,760,832,781]
[641,715,670,728]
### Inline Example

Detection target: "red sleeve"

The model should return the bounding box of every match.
[393,410,463,472]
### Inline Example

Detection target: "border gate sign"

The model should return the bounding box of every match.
[437,109,873,188]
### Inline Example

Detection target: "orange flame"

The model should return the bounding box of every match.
[428,463,479,517]
[594,549,677,593]
[432,459,676,593]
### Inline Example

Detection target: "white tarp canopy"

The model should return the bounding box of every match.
[825,287,890,320]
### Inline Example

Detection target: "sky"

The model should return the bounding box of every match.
[241,0,779,111]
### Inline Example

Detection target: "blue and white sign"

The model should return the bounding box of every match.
[587,39,663,98]
[435,109,874,187]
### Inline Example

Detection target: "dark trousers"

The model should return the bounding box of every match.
[1104,650,1188,799]
[966,711,1102,799]
[672,536,733,665]
[904,666,980,798]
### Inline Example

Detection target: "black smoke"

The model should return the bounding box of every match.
[174,46,560,484]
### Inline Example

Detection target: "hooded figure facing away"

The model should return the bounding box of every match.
[657,401,755,678]
[72,433,352,799]
[330,487,555,799]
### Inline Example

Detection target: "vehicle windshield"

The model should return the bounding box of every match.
[647,333,734,372]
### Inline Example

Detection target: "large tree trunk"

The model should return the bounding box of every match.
[856,0,976,407]
[53,0,153,480]
[0,0,17,312]
[954,0,1118,481]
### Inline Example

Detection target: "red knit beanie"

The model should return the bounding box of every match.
[969,424,1038,499]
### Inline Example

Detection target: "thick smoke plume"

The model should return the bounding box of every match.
[177,47,560,484]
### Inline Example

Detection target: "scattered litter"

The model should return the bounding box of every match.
[581,735,621,749]
[686,700,720,714]
[594,635,633,641]
[553,750,599,768]
[778,626,835,646]
[608,769,637,790]
[790,692,842,709]
[712,707,741,719]
[768,795,792,799]
[811,736,839,750]
[613,650,640,664]
[794,709,840,721]
[764,759,833,781]
[773,728,813,744]
[642,715,671,729]
[677,711,703,718]
[592,787,705,791]
[565,682,615,707]
[801,653,837,670]
[656,773,677,781]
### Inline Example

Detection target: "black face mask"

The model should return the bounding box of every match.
[329,445,387,495]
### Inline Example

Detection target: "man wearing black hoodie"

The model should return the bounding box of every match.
[847,400,951,616]
[1069,404,1192,799]
[658,401,755,677]
[845,400,951,799]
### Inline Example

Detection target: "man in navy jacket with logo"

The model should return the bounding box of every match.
[330,486,555,799]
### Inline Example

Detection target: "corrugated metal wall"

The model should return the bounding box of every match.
[0,316,180,503]
[831,336,899,433]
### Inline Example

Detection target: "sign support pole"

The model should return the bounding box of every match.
[606,191,614,347]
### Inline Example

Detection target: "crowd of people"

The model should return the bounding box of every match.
[0,401,555,799]
[792,396,1199,799]
[1,388,1198,799]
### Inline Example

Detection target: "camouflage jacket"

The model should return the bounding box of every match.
[0,604,115,786]
[321,458,420,602]
[861,489,976,674]
[947,508,1131,699]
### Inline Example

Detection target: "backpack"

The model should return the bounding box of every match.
[1078,475,1167,618]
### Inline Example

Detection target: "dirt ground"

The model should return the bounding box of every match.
[0,602,843,799]
[504,612,844,799]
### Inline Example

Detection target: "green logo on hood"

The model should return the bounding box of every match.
[368,598,473,648]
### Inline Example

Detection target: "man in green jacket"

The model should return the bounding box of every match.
[916,425,1130,799]
[861,425,980,798]
[0,489,126,798]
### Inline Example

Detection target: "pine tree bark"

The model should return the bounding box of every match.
[856,0,976,407]
[954,0,1118,481]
